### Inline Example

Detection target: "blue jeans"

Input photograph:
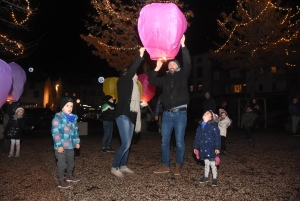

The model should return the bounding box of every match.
[112,115,134,169]
[161,110,187,166]
[102,121,113,148]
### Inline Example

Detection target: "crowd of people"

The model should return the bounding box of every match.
[2,35,299,189]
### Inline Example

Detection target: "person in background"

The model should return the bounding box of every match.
[149,35,191,176]
[218,109,231,155]
[251,98,260,133]
[3,107,34,157]
[194,110,220,186]
[154,95,163,134]
[241,106,256,143]
[101,95,116,152]
[288,97,300,137]
[217,101,227,112]
[51,97,80,188]
[203,92,216,113]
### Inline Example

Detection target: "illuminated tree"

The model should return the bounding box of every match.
[0,0,35,58]
[81,0,193,70]
[210,0,300,71]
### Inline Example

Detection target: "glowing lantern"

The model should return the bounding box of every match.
[0,59,13,107]
[138,3,187,60]
[138,74,156,102]
[8,62,26,102]
[103,77,119,100]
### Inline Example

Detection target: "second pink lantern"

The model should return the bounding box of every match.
[138,3,187,60]
[138,74,156,103]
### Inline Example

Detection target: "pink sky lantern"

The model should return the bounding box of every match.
[138,3,187,60]
[0,59,13,107]
[7,62,27,102]
[138,74,156,103]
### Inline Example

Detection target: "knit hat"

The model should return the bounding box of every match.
[60,97,73,109]
[209,110,218,120]
[219,109,227,116]
[104,95,113,102]
[15,107,24,113]
[168,60,180,69]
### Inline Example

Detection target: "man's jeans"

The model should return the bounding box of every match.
[102,121,113,148]
[55,149,74,180]
[161,110,187,167]
[291,115,300,134]
[112,115,134,169]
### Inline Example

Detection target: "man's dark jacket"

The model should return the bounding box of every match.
[148,47,192,111]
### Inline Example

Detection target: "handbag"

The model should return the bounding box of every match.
[215,155,220,166]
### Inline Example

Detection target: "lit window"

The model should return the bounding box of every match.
[271,66,276,74]
[73,93,76,97]
[233,85,242,93]
[198,84,203,92]
[189,85,193,92]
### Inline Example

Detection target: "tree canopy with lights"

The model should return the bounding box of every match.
[0,0,35,58]
[81,0,193,71]
[210,0,300,71]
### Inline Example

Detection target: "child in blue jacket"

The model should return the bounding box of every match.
[52,97,80,188]
[194,110,221,186]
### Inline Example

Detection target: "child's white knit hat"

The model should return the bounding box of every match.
[15,107,24,113]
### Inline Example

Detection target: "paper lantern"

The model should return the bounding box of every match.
[138,74,156,102]
[103,77,118,100]
[0,59,13,107]
[138,3,187,60]
[8,62,26,102]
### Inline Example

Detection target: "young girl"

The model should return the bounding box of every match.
[4,107,34,157]
[52,97,80,188]
[218,109,231,155]
[194,110,221,186]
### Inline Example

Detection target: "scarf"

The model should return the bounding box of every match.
[63,112,75,123]
[130,74,141,132]
[13,114,23,121]
[201,122,207,128]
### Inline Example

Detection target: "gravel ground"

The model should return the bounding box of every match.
[1,129,300,201]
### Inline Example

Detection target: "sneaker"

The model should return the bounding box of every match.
[58,178,71,188]
[120,167,134,174]
[8,151,14,157]
[101,148,107,152]
[174,164,182,176]
[153,166,170,174]
[293,133,300,137]
[111,169,124,178]
[199,177,209,183]
[65,173,80,182]
[106,148,115,153]
[15,151,20,157]
[212,179,218,186]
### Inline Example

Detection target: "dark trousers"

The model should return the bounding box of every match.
[245,126,253,140]
[3,138,10,153]
[55,149,75,180]
[221,136,227,151]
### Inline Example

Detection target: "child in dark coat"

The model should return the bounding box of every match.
[194,110,221,186]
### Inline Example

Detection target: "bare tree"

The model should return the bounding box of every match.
[81,0,193,70]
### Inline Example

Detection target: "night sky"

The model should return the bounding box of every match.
[6,0,236,81]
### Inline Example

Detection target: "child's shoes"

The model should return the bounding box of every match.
[8,151,14,157]
[199,177,209,183]
[212,179,218,186]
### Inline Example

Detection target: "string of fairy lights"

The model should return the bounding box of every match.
[215,1,300,66]
[0,0,33,56]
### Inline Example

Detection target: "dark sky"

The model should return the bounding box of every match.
[10,0,235,81]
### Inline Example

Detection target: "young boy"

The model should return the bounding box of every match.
[51,97,81,188]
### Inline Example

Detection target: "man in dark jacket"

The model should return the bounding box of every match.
[288,97,300,136]
[149,35,191,176]
[241,106,256,142]
[203,92,216,113]
[101,95,116,152]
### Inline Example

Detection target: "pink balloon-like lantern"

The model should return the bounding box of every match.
[0,59,13,107]
[8,62,26,102]
[138,74,156,103]
[138,3,187,60]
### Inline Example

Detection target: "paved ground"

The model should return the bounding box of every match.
[0,127,300,201]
